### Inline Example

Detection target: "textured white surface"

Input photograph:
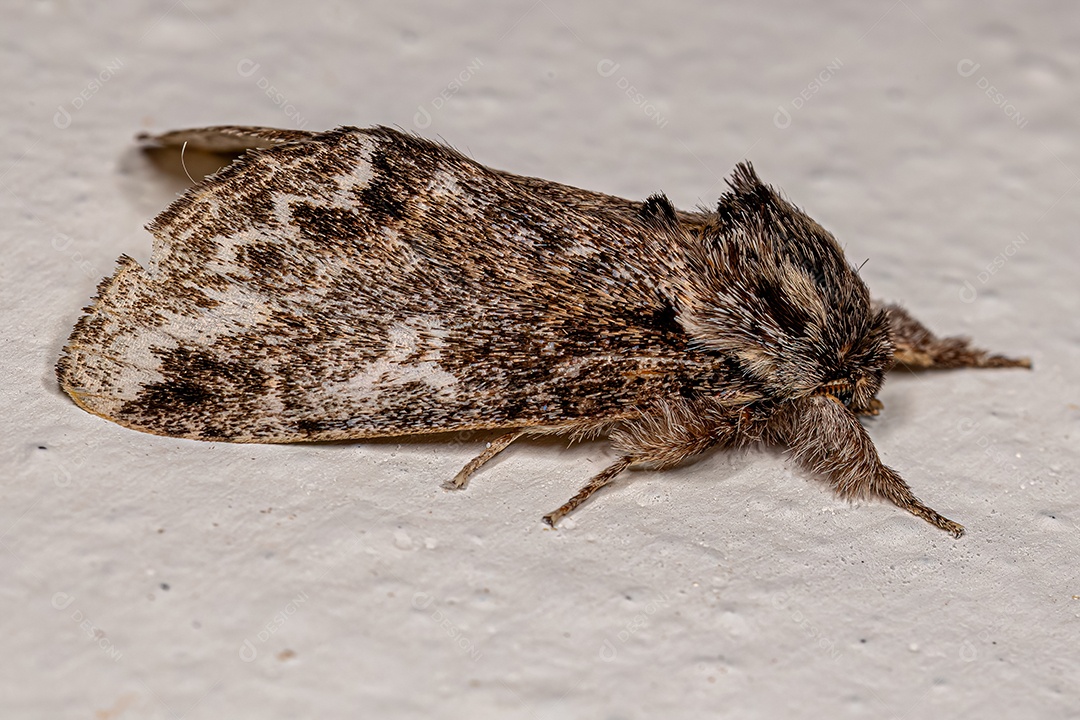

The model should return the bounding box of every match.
[2,1,1078,718]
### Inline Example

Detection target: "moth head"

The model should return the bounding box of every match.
[679,162,893,409]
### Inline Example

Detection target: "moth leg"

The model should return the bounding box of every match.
[543,397,760,526]
[543,457,634,526]
[136,126,319,153]
[445,431,525,490]
[771,395,965,537]
[878,302,1031,370]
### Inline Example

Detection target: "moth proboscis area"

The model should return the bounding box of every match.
[56,125,1031,538]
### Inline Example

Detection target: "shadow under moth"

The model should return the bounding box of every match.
[56,125,1030,537]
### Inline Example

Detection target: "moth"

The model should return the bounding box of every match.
[57,125,1030,537]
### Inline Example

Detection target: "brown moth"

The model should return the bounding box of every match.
[56,126,1030,536]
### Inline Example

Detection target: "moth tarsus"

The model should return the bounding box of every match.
[57,125,1030,538]
[543,456,635,527]
[445,430,524,490]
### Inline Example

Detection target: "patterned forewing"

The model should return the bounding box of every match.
[57,127,731,441]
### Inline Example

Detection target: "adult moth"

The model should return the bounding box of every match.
[57,125,1030,537]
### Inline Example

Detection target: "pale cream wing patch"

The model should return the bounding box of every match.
[58,127,728,443]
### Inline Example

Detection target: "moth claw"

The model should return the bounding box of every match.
[908,500,965,538]
[939,518,965,538]
[442,473,469,490]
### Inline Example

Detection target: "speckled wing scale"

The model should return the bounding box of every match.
[57,125,1030,537]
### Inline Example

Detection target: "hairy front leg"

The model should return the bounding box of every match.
[543,397,767,526]
[770,395,964,537]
